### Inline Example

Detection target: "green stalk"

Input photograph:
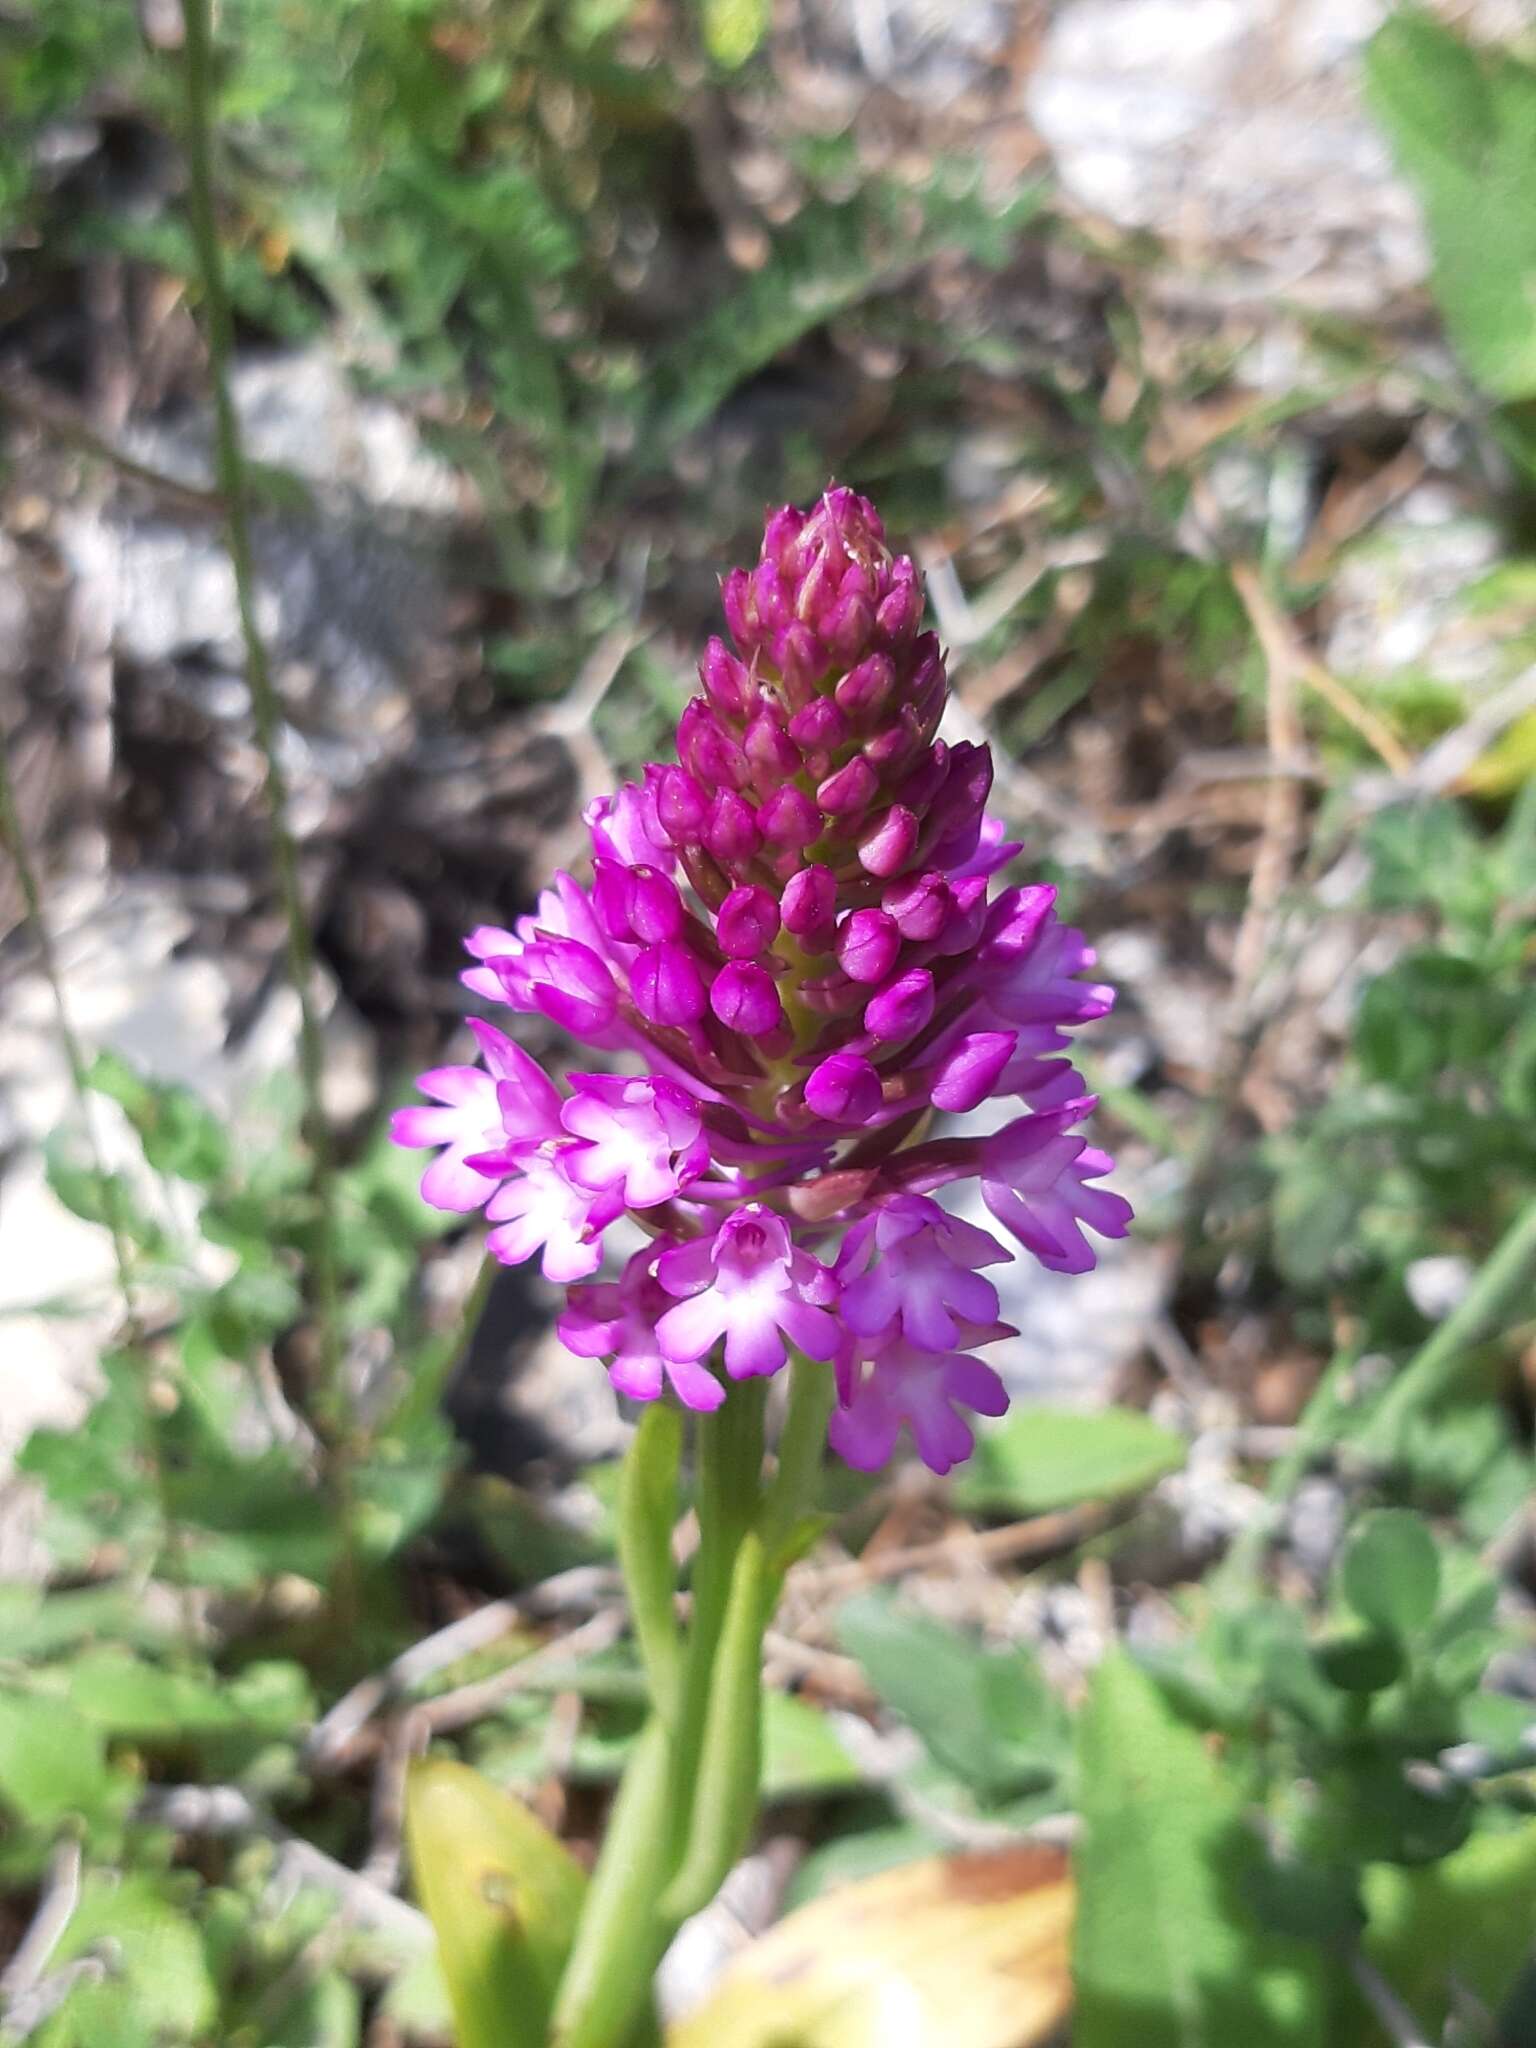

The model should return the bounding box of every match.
[1362,1193,1536,1449]
[658,1526,773,1925]
[1215,1194,1536,1602]
[548,1717,672,2048]
[620,1403,684,1725]
[555,1363,832,2040]
[1209,1342,1361,1603]
[552,1386,766,2048]
[666,1383,765,1869]
[658,1361,830,1925]
[758,1350,834,1568]
[175,0,356,1603]
[0,742,188,1600]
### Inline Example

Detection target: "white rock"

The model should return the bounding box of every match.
[0,875,372,1509]
[1025,0,1515,309]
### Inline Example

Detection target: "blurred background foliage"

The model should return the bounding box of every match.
[1,2,1535,2044]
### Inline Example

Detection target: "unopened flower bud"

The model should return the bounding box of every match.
[782,864,837,942]
[858,805,919,878]
[864,967,934,1042]
[817,756,878,818]
[716,884,780,959]
[838,909,901,984]
[805,1051,882,1124]
[632,941,706,1026]
[711,961,783,1035]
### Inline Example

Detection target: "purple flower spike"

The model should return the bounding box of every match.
[396,485,1133,1473]
[656,1206,840,1380]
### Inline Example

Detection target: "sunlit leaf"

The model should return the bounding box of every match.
[701,0,769,69]
[838,1594,1067,1801]
[0,1692,117,1828]
[761,1691,863,1801]
[955,1406,1185,1517]
[1074,1655,1327,2047]
[404,1758,587,2048]
[32,1870,217,2048]
[1361,1822,1536,2043]
[1366,11,1536,399]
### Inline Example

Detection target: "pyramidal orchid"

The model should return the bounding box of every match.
[391,490,1132,2043]
[395,485,1130,1474]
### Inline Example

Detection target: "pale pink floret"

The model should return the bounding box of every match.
[835,1194,1009,1352]
[980,1103,1133,1274]
[561,1074,709,1209]
[559,1249,725,1412]
[485,1153,605,1282]
[830,1333,1009,1476]
[388,1020,561,1212]
[655,1205,840,1380]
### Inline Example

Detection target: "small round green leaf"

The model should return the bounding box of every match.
[1338,1509,1441,1641]
[1314,1629,1403,1695]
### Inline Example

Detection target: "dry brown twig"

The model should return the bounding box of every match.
[0,1842,83,2028]
[135,1784,432,1947]
[792,1500,1112,1603]
[411,1605,627,1736]
[1229,560,1414,781]
[305,1561,620,1768]
[1226,562,1310,1010]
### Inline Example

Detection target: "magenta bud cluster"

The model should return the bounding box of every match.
[393,489,1131,1474]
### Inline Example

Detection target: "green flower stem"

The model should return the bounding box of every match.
[1215,1192,1536,1603]
[759,1350,836,1567]
[555,1360,833,2042]
[657,1524,773,1925]
[553,1381,770,2048]
[659,1357,831,1924]
[1362,1192,1536,1449]
[176,0,358,1625]
[547,1715,672,2048]
[620,1403,684,1726]
[666,1381,767,1867]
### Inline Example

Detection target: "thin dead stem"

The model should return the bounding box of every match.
[175,0,356,1604]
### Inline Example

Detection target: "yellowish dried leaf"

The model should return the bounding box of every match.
[669,1844,1073,2048]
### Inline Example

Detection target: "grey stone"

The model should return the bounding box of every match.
[1026,0,1525,311]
